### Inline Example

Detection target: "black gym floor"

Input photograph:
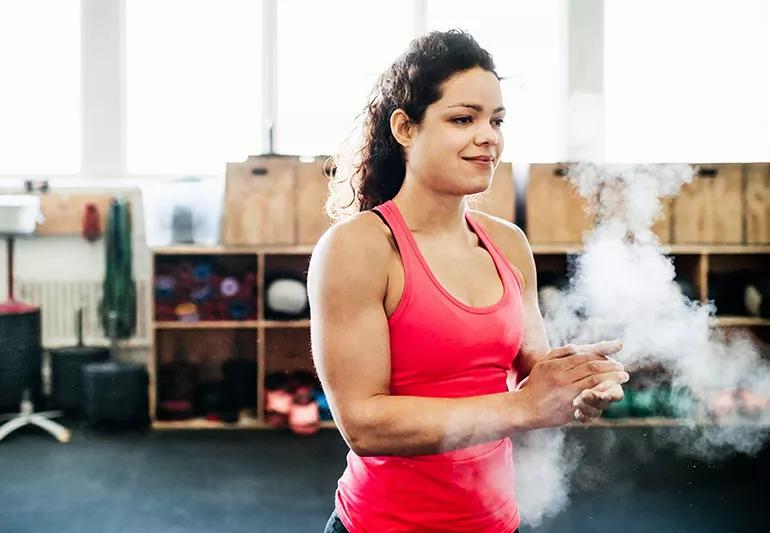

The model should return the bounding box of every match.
[1,423,768,533]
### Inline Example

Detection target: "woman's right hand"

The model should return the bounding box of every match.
[518,341,629,428]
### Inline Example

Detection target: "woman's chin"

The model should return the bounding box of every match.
[466,173,494,192]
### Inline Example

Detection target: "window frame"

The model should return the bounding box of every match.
[0,0,584,180]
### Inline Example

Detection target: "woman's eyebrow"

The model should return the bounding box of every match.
[447,103,505,113]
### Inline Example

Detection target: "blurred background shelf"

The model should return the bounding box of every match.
[569,417,770,428]
[710,316,770,327]
[153,320,260,329]
[530,244,770,255]
[154,417,769,431]
[261,319,311,329]
[152,419,338,430]
[151,245,317,256]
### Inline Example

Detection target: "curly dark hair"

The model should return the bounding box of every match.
[324,29,499,221]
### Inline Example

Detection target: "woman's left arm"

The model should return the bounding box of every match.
[503,225,552,383]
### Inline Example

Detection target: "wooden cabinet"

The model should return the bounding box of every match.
[295,158,334,244]
[223,156,516,248]
[149,241,769,431]
[746,163,770,244]
[672,164,743,244]
[526,163,595,245]
[222,157,297,246]
[149,246,324,430]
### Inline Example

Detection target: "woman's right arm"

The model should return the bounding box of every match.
[307,217,537,457]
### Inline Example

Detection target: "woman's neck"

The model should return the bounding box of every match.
[391,179,473,245]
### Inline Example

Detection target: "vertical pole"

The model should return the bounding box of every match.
[6,236,14,301]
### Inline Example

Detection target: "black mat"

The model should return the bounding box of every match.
[1,423,768,533]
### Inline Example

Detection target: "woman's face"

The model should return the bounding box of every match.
[406,66,505,197]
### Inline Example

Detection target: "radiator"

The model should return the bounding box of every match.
[15,279,151,348]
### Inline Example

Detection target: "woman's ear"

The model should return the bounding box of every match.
[390,108,415,149]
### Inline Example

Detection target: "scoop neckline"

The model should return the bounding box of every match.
[384,200,509,314]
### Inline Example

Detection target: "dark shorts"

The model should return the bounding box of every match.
[323,510,349,532]
[323,509,520,532]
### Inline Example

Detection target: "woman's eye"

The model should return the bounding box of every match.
[493,118,505,127]
[451,117,472,125]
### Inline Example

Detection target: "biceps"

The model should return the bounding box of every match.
[310,297,391,428]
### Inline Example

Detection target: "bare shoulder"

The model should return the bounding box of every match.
[466,209,533,290]
[307,211,393,295]
[466,209,531,257]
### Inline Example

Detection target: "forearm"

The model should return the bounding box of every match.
[345,390,535,457]
[513,346,549,384]
[514,312,552,382]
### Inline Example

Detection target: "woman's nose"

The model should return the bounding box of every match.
[475,122,499,145]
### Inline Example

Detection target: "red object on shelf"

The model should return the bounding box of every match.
[155,304,176,321]
[265,389,292,428]
[289,401,320,436]
[82,203,101,242]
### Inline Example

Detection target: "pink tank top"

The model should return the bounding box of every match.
[334,199,526,533]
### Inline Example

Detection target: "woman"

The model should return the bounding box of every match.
[308,30,629,533]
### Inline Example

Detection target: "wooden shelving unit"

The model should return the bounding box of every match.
[151,417,767,431]
[153,419,337,431]
[154,320,260,330]
[710,316,770,328]
[533,244,770,323]
[570,417,770,429]
[149,248,320,430]
[148,241,769,431]
[142,159,770,431]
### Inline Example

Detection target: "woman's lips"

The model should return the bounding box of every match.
[464,157,494,168]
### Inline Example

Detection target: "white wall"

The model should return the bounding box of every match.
[0,183,151,298]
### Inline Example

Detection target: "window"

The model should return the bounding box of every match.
[0,0,81,174]
[604,0,770,162]
[426,0,568,163]
[275,0,414,156]
[126,0,263,175]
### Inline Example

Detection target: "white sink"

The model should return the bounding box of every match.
[0,195,41,235]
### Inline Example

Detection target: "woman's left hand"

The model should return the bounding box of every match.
[572,382,625,423]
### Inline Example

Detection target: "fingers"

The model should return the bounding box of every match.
[590,380,622,393]
[596,383,624,401]
[544,344,578,360]
[568,359,626,385]
[572,339,623,356]
[574,370,629,392]
[574,409,596,424]
[573,390,603,418]
[573,384,626,423]
[562,352,616,371]
[573,384,624,415]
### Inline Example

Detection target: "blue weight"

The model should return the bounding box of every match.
[227,302,249,320]
[193,262,213,282]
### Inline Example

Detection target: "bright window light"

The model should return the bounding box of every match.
[0,0,81,174]
[605,0,770,162]
[126,0,263,175]
[426,0,568,163]
[275,0,414,156]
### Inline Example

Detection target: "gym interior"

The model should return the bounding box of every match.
[1,2,769,532]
